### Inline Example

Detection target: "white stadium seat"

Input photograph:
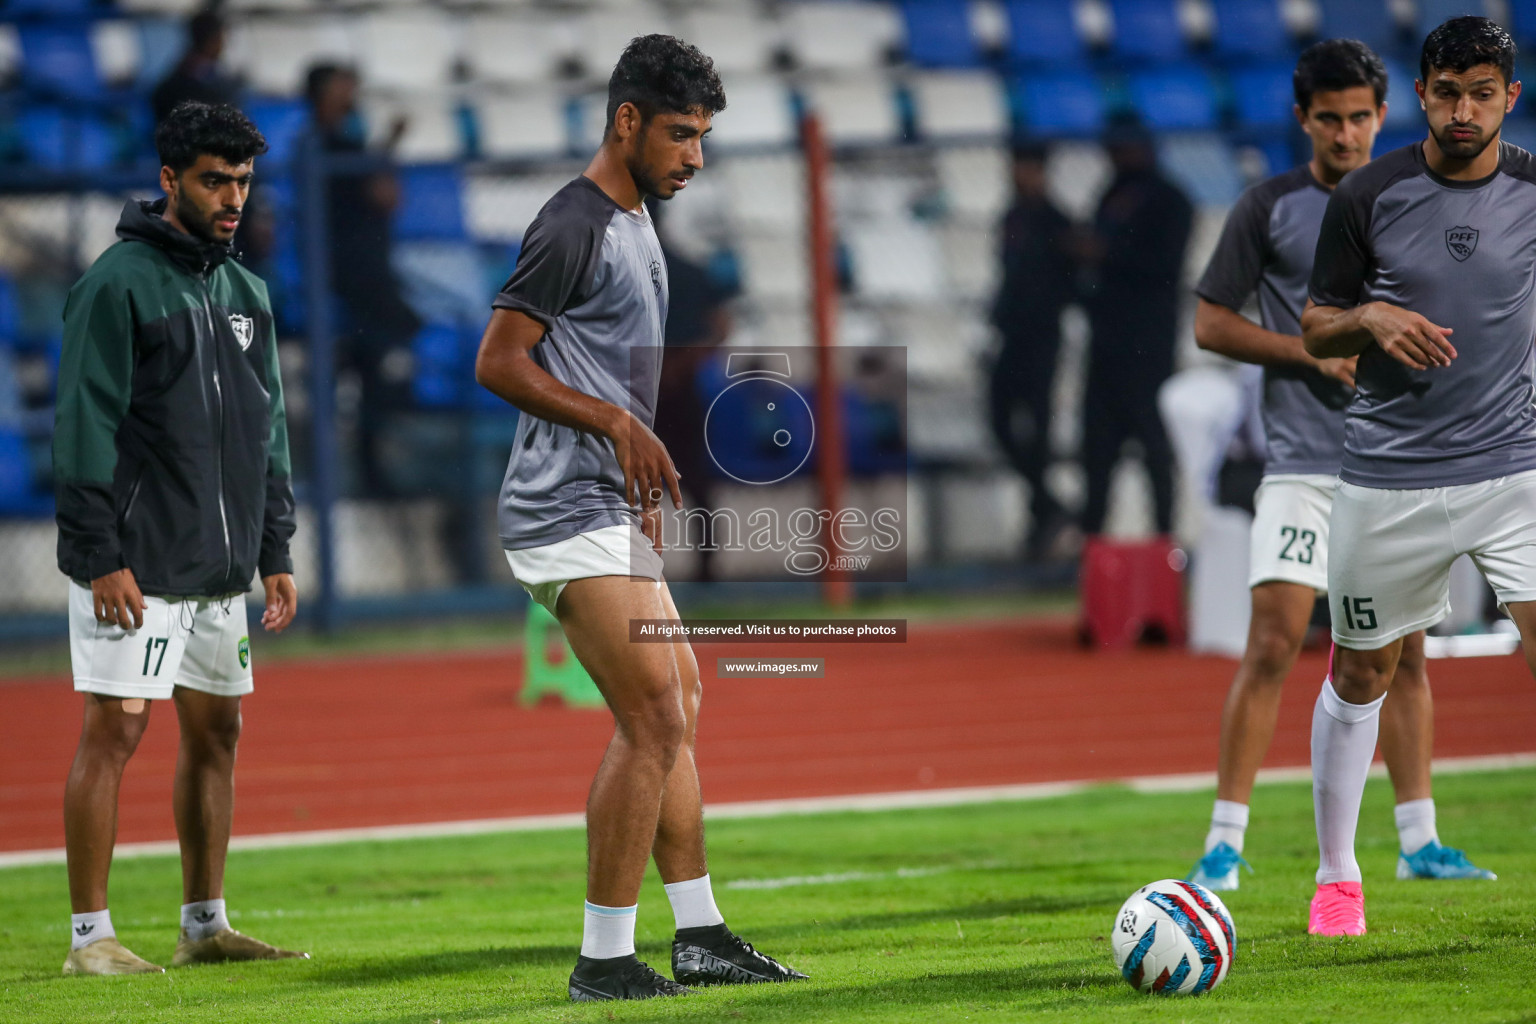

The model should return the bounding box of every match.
[363,94,464,162]
[845,218,945,302]
[229,18,354,97]
[353,9,459,92]
[909,71,1008,141]
[935,144,1009,224]
[461,14,574,87]
[707,75,796,150]
[782,1,901,71]
[89,21,141,88]
[672,8,780,75]
[474,91,569,160]
[465,173,577,242]
[0,25,20,84]
[800,75,900,146]
[720,153,805,235]
[572,4,673,82]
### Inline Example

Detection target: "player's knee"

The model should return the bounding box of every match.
[1246,621,1304,679]
[84,707,150,762]
[627,694,687,755]
[197,711,242,758]
[1330,658,1391,704]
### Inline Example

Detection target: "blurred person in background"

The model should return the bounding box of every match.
[53,103,304,976]
[1078,115,1192,538]
[650,205,736,583]
[151,8,240,124]
[303,61,420,498]
[989,140,1077,561]
[1185,38,1490,894]
[474,35,805,1001]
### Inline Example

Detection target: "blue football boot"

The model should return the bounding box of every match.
[1187,842,1252,891]
[1397,841,1496,880]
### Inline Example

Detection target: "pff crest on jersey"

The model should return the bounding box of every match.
[1446,226,1479,262]
[229,313,254,350]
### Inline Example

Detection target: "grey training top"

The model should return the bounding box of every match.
[491,176,668,550]
[1196,165,1350,476]
[1309,141,1536,489]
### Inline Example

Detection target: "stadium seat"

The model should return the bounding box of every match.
[1003,0,1087,65]
[1316,0,1405,57]
[131,17,184,92]
[782,1,903,72]
[411,322,471,409]
[1230,63,1298,129]
[461,14,573,87]
[0,427,37,515]
[909,70,1009,140]
[573,4,673,82]
[1107,0,1189,62]
[88,21,140,89]
[1381,59,1422,130]
[17,107,118,170]
[845,218,944,301]
[1511,0,1536,48]
[464,172,574,244]
[18,24,104,101]
[801,75,902,146]
[1158,133,1245,206]
[394,165,467,242]
[228,18,354,97]
[672,8,779,76]
[708,75,797,149]
[900,0,982,68]
[1210,0,1294,59]
[1127,66,1220,131]
[245,97,310,170]
[473,92,569,161]
[354,9,458,93]
[6,0,95,15]
[1011,70,1107,136]
[362,95,464,163]
[1416,0,1501,38]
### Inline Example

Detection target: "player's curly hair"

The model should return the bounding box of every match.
[155,101,268,174]
[605,34,727,135]
[1420,16,1517,86]
[1293,39,1388,112]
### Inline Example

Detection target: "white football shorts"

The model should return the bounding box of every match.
[1248,474,1336,592]
[1328,469,1536,650]
[68,581,254,701]
[503,523,664,616]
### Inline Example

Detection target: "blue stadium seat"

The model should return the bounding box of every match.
[245,98,310,171]
[1004,0,1087,65]
[1317,0,1405,57]
[17,107,118,169]
[1210,0,1294,59]
[1253,135,1298,177]
[1011,70,1106,136]
[901,0,982,67]
[1511,0,1536,48]
[18,24,104,101]
[1158,133,1245,205]
[1127,66,1220,130]
[1417,0,1503,38]
[412,322,470,409]
[6,0,96,15]
[0,428,36,514]
[1108,0,1188,62]
[0,276,19,344]
[394,165,466,242]
[1381,59,1422,130]
[1230,63,1298,129]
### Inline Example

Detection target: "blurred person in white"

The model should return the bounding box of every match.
[473,35,806,1002]
[1186,38,1491,898]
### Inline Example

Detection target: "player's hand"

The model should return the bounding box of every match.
[91,568,145,630]
[1362,302,1456,370]
[1314,355,1358,389]
[609,411,682,513]
[261,573,298,633]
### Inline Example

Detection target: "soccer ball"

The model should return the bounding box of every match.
[1111,879,1235,996]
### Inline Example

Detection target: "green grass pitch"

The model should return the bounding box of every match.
[3,769,1535,1023]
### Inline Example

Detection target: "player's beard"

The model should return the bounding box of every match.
[1431,119,1500,162]
[627,156,675,202]
[172,188,236,246]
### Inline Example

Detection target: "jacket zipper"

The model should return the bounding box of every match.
[199,271,233,588]
[122,466,145,524]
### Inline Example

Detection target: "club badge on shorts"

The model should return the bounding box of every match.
[238,636,250,669]
[229,314,254,350]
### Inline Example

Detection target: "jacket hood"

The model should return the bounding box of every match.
[116,198,232,274]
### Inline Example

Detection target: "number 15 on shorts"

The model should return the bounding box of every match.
[1340,595,1377,631]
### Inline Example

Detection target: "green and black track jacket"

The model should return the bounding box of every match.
[53,198,295,597]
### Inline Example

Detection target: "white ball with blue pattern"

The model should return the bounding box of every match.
[1111,878,1235,996]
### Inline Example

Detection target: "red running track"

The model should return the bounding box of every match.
[3,618,1535,853]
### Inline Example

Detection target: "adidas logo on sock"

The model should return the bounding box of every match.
[74,923,93,937]
[193,911,216,924]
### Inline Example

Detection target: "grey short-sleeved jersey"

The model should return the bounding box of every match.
[1196,165,1350,476]
[1309,141,1536,489]
[491,176,668,550]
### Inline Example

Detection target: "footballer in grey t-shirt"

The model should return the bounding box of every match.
[491,177,668,551]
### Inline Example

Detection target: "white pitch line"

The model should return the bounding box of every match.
[2,752,1532,871]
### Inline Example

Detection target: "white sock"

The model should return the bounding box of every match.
[181,898,230,941]
[580,902,637,960]
[1312,677,1385,885]
[664,874,725,930]
[1205,800,1250,854]
[70,909,114,950]
[1395,798,1439,855]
